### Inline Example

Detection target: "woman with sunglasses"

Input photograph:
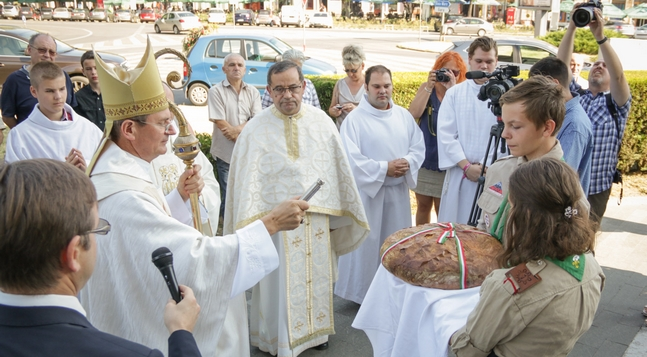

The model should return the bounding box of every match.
[407,51,467,225]
[328,45,366,129]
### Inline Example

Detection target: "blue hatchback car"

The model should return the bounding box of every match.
[184,34,336,106]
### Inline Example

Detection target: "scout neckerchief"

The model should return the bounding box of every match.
[545,254,586,281]
[489,192,508,243]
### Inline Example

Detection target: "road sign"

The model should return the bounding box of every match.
[435,0,451,7]
[436,6,450,12]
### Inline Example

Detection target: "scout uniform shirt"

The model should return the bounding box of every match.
[476,142,564,240]
[450,253,605,356]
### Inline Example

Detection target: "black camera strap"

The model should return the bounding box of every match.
[606,93,623,204]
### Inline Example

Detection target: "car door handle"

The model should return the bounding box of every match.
[210,65,218,69]
[249,68,257,73]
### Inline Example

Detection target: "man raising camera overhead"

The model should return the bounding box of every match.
[436,37,499,224]
[557,3,631,224]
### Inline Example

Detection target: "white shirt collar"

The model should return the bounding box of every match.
[0,290,86,316]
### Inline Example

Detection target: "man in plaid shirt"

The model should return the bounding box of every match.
[261,49,321,109]
[558,5,631,223]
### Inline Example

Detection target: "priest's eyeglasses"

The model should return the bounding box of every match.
[86,218,111,236]
[272,85,302,95]
[141,120,174,133]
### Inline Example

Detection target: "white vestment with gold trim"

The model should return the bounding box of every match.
[224,104,369,357]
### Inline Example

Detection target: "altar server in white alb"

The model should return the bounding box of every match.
[4,61,102,169]
[335,65,425,304]
[225,60,369,356]
[437,36,499,224]
[80,39,309,357]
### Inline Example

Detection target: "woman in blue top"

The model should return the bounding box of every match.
[408,51,466,225]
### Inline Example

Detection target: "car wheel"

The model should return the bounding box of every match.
[71,75,89,93]
[477,29,485,36]
[173,26,180,34]
[155,24,161,33]
[446,27,454,35]
[188,83,209,106]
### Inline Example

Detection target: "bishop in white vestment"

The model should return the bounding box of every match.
[81,40,307,357]
[436,80,497,224]
[225,102,369,356]
[335,94,425,304]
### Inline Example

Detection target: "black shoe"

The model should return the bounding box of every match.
[314,342,329,351]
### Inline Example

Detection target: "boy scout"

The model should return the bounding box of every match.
[477,76,566,239]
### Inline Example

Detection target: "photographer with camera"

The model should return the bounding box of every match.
[408,51,467,225]
[557,3,631,223]
[436,37,498,224]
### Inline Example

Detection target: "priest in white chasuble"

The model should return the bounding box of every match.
[335,65,425,305]
[80,39,309,357]
[224,61,369,357]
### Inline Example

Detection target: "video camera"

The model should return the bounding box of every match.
[466,65,522,117]
[572,0,603,28]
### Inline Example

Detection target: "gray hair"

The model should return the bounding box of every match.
[223,53,244,65]
[282,49,307,67]
[342,45,366,67]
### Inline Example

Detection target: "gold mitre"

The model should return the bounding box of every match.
[86,37,168,175]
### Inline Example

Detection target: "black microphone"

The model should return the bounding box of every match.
[152,247,182,303]
[465,71,488,80]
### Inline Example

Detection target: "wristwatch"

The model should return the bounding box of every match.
[596,37,608,45]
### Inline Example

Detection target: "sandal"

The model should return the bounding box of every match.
[642,305,647,318]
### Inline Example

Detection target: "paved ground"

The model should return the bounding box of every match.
[246,194,647,357]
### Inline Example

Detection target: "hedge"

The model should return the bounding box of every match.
[196,71,647,174]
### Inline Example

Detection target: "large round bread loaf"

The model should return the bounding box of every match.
[380,223,503,290]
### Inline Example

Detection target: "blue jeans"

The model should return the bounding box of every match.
[215,157,229,217]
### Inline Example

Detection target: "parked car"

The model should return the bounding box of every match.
[114,9,135,22]
[71,9,90,21]
[432,14,463,32]
[208,8,226,25]
[2,5,19,19]
[635,24,647,39]
[154,11,203,34]
[604,21,635,37]
[139,8,160,23]
[184,34,336,105]
[280,5,305,27]
[444,38,559,70]
[255,9,280,26]
[307,12,333,28]
[0,26,127,95]
[442,17,494,36]
[89,8,112,22]
[52,8,72,21]
[235,9,255,25]
[20,6,35,20]
[40,7,53,20]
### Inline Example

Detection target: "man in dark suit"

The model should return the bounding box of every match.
[0,159,202,357]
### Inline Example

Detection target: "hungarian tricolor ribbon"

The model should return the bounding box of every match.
[436,223,469,290]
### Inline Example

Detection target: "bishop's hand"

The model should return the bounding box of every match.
[178,164,204,201]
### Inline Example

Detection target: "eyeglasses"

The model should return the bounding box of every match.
[86,218,111,236]
[272,85,302,95]
[344,68,360,74]
[34,47,57,56]
[140,121,174,133]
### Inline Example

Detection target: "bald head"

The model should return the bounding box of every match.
[224,53,244,66]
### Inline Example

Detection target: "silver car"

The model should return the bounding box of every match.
[636,24,647,39]
[89,8,111,22]
[2,5,19,19]
[52,8,72,21]
[445,38,559,70]
[154,11,203,34]
[604,21,636,37]
[442,17,494,36]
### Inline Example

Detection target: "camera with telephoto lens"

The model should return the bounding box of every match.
[475,65,522,117]
[435,68,451,83]
[572,0,603,28]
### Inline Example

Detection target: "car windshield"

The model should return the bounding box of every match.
[179,12,196,17]
[73,10,84,13]
[314,13,326,17]
[269,38,292,54]
[142,9,153,13]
